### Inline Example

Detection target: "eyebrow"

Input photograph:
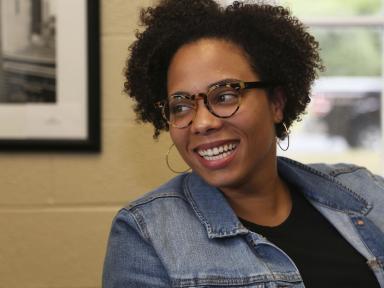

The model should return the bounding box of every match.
[169,78,240,97]
[207,78,240,89]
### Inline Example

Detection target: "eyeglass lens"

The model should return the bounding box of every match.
[165,85,241,128]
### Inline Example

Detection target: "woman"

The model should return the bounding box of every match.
[103,1,384,287]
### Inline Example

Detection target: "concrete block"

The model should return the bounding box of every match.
[102,0,155,36]
[0,208,117,288]
[52,122,176,204]
[102,35,137,122]
[0,155,54,205]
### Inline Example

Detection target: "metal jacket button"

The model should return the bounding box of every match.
[356,219,365,226]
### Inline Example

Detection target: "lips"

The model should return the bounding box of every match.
[197,143,237,160]
[193,140,239,169]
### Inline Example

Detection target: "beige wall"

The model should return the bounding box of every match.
[0,1,178,287]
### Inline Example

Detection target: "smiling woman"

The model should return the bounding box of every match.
[102,1,384,287]
[167,39,284,191]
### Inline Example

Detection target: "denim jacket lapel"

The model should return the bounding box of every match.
[278,157,384,273]
[183,172,248,239]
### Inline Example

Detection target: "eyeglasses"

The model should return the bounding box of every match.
[155,80,275,128]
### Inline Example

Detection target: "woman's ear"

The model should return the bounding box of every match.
[270,87,286,123]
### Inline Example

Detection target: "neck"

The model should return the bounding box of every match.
[220,158,292,227]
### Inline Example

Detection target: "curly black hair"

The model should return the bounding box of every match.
[125,0,323,139]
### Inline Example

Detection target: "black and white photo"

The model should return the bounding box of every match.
[0,0,99,151]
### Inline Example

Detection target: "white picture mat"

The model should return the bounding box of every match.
[0,0,88,139]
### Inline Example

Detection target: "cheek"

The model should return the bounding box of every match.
[236,105,266,129]
[169,128,195,167]
[236,107,277,140]
[170,128,187,150]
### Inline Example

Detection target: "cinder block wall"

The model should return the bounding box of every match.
[0,1,177,287]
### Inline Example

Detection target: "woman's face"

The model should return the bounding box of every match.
[167,38,284,191]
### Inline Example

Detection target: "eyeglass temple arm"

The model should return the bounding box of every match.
[243,81,276,89]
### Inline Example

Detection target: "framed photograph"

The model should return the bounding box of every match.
[0,0,100,151]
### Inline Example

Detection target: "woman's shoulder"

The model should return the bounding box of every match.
[114,173,203,232]
[308,161,379,177]
[110,172,208,244]
[280,157,383,185]
[279,157,384,202]
[308,161,384,190]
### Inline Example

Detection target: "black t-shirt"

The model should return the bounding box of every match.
[240,188,379,288]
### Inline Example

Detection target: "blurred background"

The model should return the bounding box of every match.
[279,0,384,174]
[0,0,382,288]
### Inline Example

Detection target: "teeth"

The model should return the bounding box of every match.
[197,143,237,160]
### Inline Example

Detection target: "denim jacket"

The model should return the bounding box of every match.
[103,157,384,287]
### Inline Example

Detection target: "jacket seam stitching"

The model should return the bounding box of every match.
[328,166,364,176]
[121,207,174,284]
[307,197,365,215]
[170,273,302,287]
[125,194,187,210]
[123,207,152,242]
[183,174,213,235]
[245,234,281,281]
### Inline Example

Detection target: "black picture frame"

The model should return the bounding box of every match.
[0,0,100,152]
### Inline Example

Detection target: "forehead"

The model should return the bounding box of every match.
[167,38,259,94]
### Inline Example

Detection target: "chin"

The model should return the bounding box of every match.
[195,168,245,191]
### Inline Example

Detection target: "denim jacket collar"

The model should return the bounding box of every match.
[183,157,372,239]
[183,172,249,239]
[278,157,372,215]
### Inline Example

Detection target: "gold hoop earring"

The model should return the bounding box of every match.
[277,122,290,151]
[166,143,191,174]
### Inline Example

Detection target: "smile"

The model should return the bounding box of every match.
[197,143,237,161]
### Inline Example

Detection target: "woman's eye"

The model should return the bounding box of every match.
[213,92,239,105]
[170,103,193,115]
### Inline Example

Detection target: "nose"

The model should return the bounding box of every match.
[190,99,223,135]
